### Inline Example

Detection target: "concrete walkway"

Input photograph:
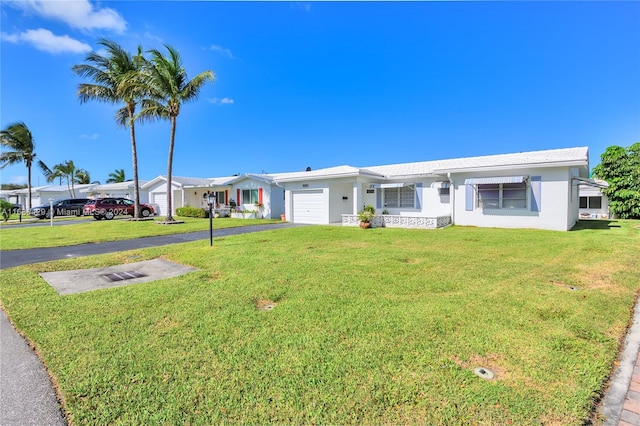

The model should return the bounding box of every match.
[0,221,638,425]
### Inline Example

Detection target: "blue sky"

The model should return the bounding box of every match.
[1,1,639,186]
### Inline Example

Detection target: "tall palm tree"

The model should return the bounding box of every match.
[0,122,49,209]
[137,44,214,221]
[72,39,145,218]
[44,160,80,197]
[106,168,126,183]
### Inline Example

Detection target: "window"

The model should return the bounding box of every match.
[242,189,259,204]
[215,191,226,204]
[477,183,527,209]
[384,186,415,208]
[580,196,602,209]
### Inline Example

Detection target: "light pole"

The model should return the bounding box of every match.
[205,192,216,246]
[48,198,54,227]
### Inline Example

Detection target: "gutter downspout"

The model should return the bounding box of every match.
[447,172,455,225]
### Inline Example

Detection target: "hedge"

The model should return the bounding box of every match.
[175,206,208,218]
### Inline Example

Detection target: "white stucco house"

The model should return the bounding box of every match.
[274,147,592,231]
[4,184,95,209]
[142,174,284,219]
[78,181,150,202]
[136,146,592,231]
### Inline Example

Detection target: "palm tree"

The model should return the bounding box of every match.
[44,160,79,197]
[137,44,214,221]
[74,169,96,185]
[0,122,49,209]
[106,168,126,183]
[72,39,145,218]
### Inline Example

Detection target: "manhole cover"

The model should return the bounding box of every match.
[473,367,494,380]
[101,271,147,282]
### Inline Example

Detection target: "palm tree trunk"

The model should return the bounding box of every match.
[165,116,177,221]
[27,161,32,210]
[129,112,141,218]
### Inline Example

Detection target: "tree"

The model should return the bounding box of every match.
[592,143,640,219]
[0,122,49,210]
[106,168,126,183]
[73,39,145,218]
[137,44,214,221]
[44,160,81,198]
[74,169,98,185]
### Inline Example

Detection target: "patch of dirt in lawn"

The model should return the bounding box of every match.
[451,353,506,381]
[255,299,277,311]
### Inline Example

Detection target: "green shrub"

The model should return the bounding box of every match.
[176,206,208,218]
[0,200,13,221]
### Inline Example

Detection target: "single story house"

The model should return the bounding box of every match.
[578,179,609,219]
[142,174,284,219]
[4,184,95,210]
[274,147,591,231]
[78,181,150,203]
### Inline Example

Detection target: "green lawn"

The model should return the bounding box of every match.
[0,217,282,250]
[1,220,638,424]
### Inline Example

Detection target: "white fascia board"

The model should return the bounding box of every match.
[275,171,363,183]
[434,160,588,174]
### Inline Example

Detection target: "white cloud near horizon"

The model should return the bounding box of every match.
[14,0,127,33]
[1,28,91,54]
[208,97,235,105]
[208,44,235,59]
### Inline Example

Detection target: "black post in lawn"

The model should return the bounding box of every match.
[205,191,216,247]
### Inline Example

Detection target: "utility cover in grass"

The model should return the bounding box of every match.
[40,258,198,295]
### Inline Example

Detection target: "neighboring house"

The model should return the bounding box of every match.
[6,184,95,209]
[79,181,150,202]
[274,147,591,231]
[142,174,284,219]
[578,179,609,219]
[142,176,221,217]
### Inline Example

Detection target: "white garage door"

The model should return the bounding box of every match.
[292,190,325,224]
[152,193,167,216]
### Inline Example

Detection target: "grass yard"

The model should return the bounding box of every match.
[0,217,282,250]
[1,220,639,424]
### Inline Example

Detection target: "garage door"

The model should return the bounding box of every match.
[152,193,167,216]
[292,190,325,224]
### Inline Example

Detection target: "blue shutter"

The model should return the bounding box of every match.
[531,176,542,212]
[465,184,474,211]
[415,183,422,210]
[376,189,382,209]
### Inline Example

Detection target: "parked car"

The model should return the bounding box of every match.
[84,198,155,220]
[29,198,91,219]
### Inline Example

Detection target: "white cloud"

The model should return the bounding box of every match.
[208,44,235,59]
[80,133,99,140]
[1,28,91,54]
[208,97,235,105]
[15,0,127,32]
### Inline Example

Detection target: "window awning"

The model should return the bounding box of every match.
[430,181,450,189]
[370,183,409,189]
[464,176,528,185]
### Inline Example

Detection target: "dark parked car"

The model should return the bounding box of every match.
[84,198,155,220]
[29,198,91,219]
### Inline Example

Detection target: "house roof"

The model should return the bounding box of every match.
[142,175,217,189]
[272,165,384,182]
[79,180,149,193]
[363,147,589,177]
[11,184,95,194]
